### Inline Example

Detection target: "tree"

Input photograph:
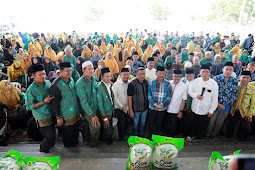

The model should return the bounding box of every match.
[207,0,255,24]
[84,8,104,21]
[150,4,171,20]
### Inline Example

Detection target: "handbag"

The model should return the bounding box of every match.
[7,107,19,121]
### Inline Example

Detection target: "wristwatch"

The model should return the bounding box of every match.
[180,110,184,113]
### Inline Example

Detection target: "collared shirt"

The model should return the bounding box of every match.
[103,81,113,104]
[145,68,157,82]
[188,77,218,115]
[167,81,187,114]
[25,80,53,127]
[148,79,172,111]
[213,74,238,112]
[75,75,98,117]
[182,78,194,110]
[112,79,129,111]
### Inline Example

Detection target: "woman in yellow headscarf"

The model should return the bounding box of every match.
[114,48,129,72]
[95,60,106,79]
[81,45,92,60]
[100,41,107,54]
[142,45,153,63]
[114,40,121,49]
[7,61,26,86]
[29,46,41,58]
[34,39,43,52]
[107,44,115,56]
[44,46,57,62]
[93,45,102,58]
[122,39,128,49]
[20,52,32,73]
[57,51,65,63]
[160,43,166,56]
[39,38,45,49]
[176,42,181,53]
[104,52,119,75]
[214,42,221,54]
[138,36,143,44]
[167,42,172,49]
[128,42,134,54]
[232,44,241,56]
[153,42,161,50]
[135,41,143,56]
[0,80,27,136]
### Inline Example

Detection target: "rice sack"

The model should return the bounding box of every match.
[23,156,60,170]
[152,135,184,169]
[208,150,241,170]
[0,150,23,170]
[127,136,153,170]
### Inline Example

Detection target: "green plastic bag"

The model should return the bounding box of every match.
[152,135,184,169]
[23,156,60,170]
[208,150,241,170]
[0,150,23,170]
[127,136,154,170]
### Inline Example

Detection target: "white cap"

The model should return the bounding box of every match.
[82,61,93,69]
[184,61,192,68]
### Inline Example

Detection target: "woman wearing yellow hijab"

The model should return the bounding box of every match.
[107,44,115,55]
[104,52,119,75]
[0,80,27,136]
[160,44,166,56]
[114,40,121,49]
[81,45,92,60]
[44,46,57,62]
[34,39,43,52]
[7,61,26,86]
[93,45,102,58]
[153,42,161,50]
[128,42,134,54]
[214,42,221,54]
[95,60,106,79]
[114,48,129,72]
[142,45,153,63]
[135,41,143,56]
[232,44,241,56]
[29,46,41,58]
[100,41,107,54]
[20,52,32,73]
[122,39,128,49]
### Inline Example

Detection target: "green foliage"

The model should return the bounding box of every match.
[207,0,255,23]
[85,8,104,21]
[150,4,171,20]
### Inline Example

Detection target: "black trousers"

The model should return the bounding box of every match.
[100,118,113,145]
[39,125,56,152]
[192,112,209,138]
[58,121,79,147]
[166,113,178,136]
[115,109,128,140]
[27,117,43,141]
[183,109,196,137]
[148,109,165,138]
[227,110,251,140]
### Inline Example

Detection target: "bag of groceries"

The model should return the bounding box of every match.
[0,150,24,170]
[23,156,60,170]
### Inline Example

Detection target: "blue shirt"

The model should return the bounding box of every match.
[148,79,172,111]
[213,74,238,112]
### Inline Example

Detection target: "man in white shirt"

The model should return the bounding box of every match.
[145,57,157,81]
[112,68,130,141]
[166,70,187,137]
[182,68,195,139]
[188,64,218,138]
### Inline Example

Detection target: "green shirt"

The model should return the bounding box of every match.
[172,39,180,47]
[146,38,154,46]
[97,81,115,119]
[75,76,98,117]
[221,56,231,65]
[164,56,176,68]
[199,58,214,65]
[154,59,164,69]
[25,80,53,127]
[63,55,77,67]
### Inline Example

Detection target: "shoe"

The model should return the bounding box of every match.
[39,149,49,153]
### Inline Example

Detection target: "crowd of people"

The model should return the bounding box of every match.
[0,30,255,153]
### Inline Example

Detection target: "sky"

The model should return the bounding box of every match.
[0,0,253,37]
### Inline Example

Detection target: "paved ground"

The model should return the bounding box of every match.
[1,134,255,170]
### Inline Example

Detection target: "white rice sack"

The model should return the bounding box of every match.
[28,161,52,170]
[153,144,178,169]
[129,143,153,170]
[0,157,21,170]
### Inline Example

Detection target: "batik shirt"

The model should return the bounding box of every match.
[25,80,53,127]
[97,81,115,119]
[76,76,98,117]
[50,77,80,126]
[213,74,238,112]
